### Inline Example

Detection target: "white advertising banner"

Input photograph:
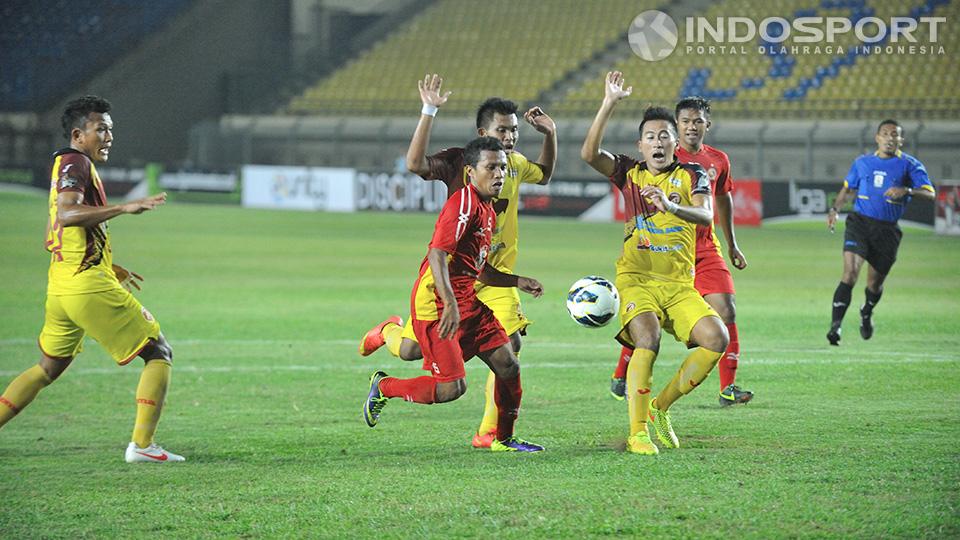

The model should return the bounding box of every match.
[241,165,356,212]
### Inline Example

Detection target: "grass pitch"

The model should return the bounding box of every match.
[1,191,958,538]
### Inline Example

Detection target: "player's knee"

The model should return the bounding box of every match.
[495,359,520,379]
[435,379,466,403]
[717,299,736,324]
[703,322,730,352]
[140,335,173,363]
[398,340,421,361]
[632,335,660,354]
[38,356,70,381]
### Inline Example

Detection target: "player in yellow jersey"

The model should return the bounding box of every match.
[359,74,557,448]
[581,72,729,455]
[0,96,183,463]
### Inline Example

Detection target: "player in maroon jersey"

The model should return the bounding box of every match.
[362,137,545,452]
[609,97,753,407]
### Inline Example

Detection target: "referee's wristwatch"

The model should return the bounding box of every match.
[828,207,838,214]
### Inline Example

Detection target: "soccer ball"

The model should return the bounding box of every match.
[566,276,620,328]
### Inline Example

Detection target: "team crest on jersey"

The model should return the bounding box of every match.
[668,192,682,204]
[707,166,718,180]
[59,177,78,190]
[141,307,155,323]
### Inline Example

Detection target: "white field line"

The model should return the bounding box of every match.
[0,337,955,358]
[0,347,955,378]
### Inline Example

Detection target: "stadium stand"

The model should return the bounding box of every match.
[553,0,959,119]
[286,0,663,116]
[0,0,193,111]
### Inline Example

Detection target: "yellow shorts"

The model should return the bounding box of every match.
[402,284,530,343]
[38,288,161,365]
[615,274,716,347]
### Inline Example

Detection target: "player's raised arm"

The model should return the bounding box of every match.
[524,106,557,185]
[405,73,452,177]
[581,71,632,177]
[56,191,167,228]
[478,264,544,298]
[426,247,460,339]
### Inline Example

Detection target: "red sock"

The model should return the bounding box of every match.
[379,376,437,404]
[494,374,522,440]
[718,322,740,389]
[613,346,632,379]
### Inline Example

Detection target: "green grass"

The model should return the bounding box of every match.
[1,191,958,538]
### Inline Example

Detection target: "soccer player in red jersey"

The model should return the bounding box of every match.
[359,74,556,448]
[0,96,182,462]
[609,96,754,407]
[362,137,545,452]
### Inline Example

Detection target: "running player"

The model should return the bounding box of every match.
[609,97,753,407]
[362,136,545,452]
[581,72,729,455]
[358,74,557,448]
[826,119,934,345]
[0,96,182,463]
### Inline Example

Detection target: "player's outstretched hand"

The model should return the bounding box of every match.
[123,192,167,215]
[729,246,748,270]
[604,71,632,103]
[517,277,543,298]
[639,185,667,212]
[524,106,556,135]
[418,73,452,108]
[113,264,144,291]
[438,301,461,339]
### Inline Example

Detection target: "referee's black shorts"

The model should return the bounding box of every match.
[843,212,902,275]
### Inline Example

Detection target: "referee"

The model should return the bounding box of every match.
[826,119,935,345]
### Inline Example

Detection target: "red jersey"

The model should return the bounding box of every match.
[676,143,732,258]
[411,183,496,321]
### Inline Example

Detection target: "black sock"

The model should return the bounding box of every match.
[832,282,853,325]
[862,287,882,316]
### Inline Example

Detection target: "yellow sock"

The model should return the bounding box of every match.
[0,365,53,429]
[626,349,656,436]
[476,370,498,434]
[131,360,171,448]
[383,323,403,358]
[656,347,723,411]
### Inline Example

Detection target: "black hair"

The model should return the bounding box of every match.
[877,118,901,133]
[476,97,518,129]
[464,136,505,167]
[675,96,711,119]
[61,95,111,140]
[638,106,678,136]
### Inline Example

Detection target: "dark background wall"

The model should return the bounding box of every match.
[40,0,291,165]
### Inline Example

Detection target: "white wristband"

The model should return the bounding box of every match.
[421,103,438,117]
[663,199,679,214]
